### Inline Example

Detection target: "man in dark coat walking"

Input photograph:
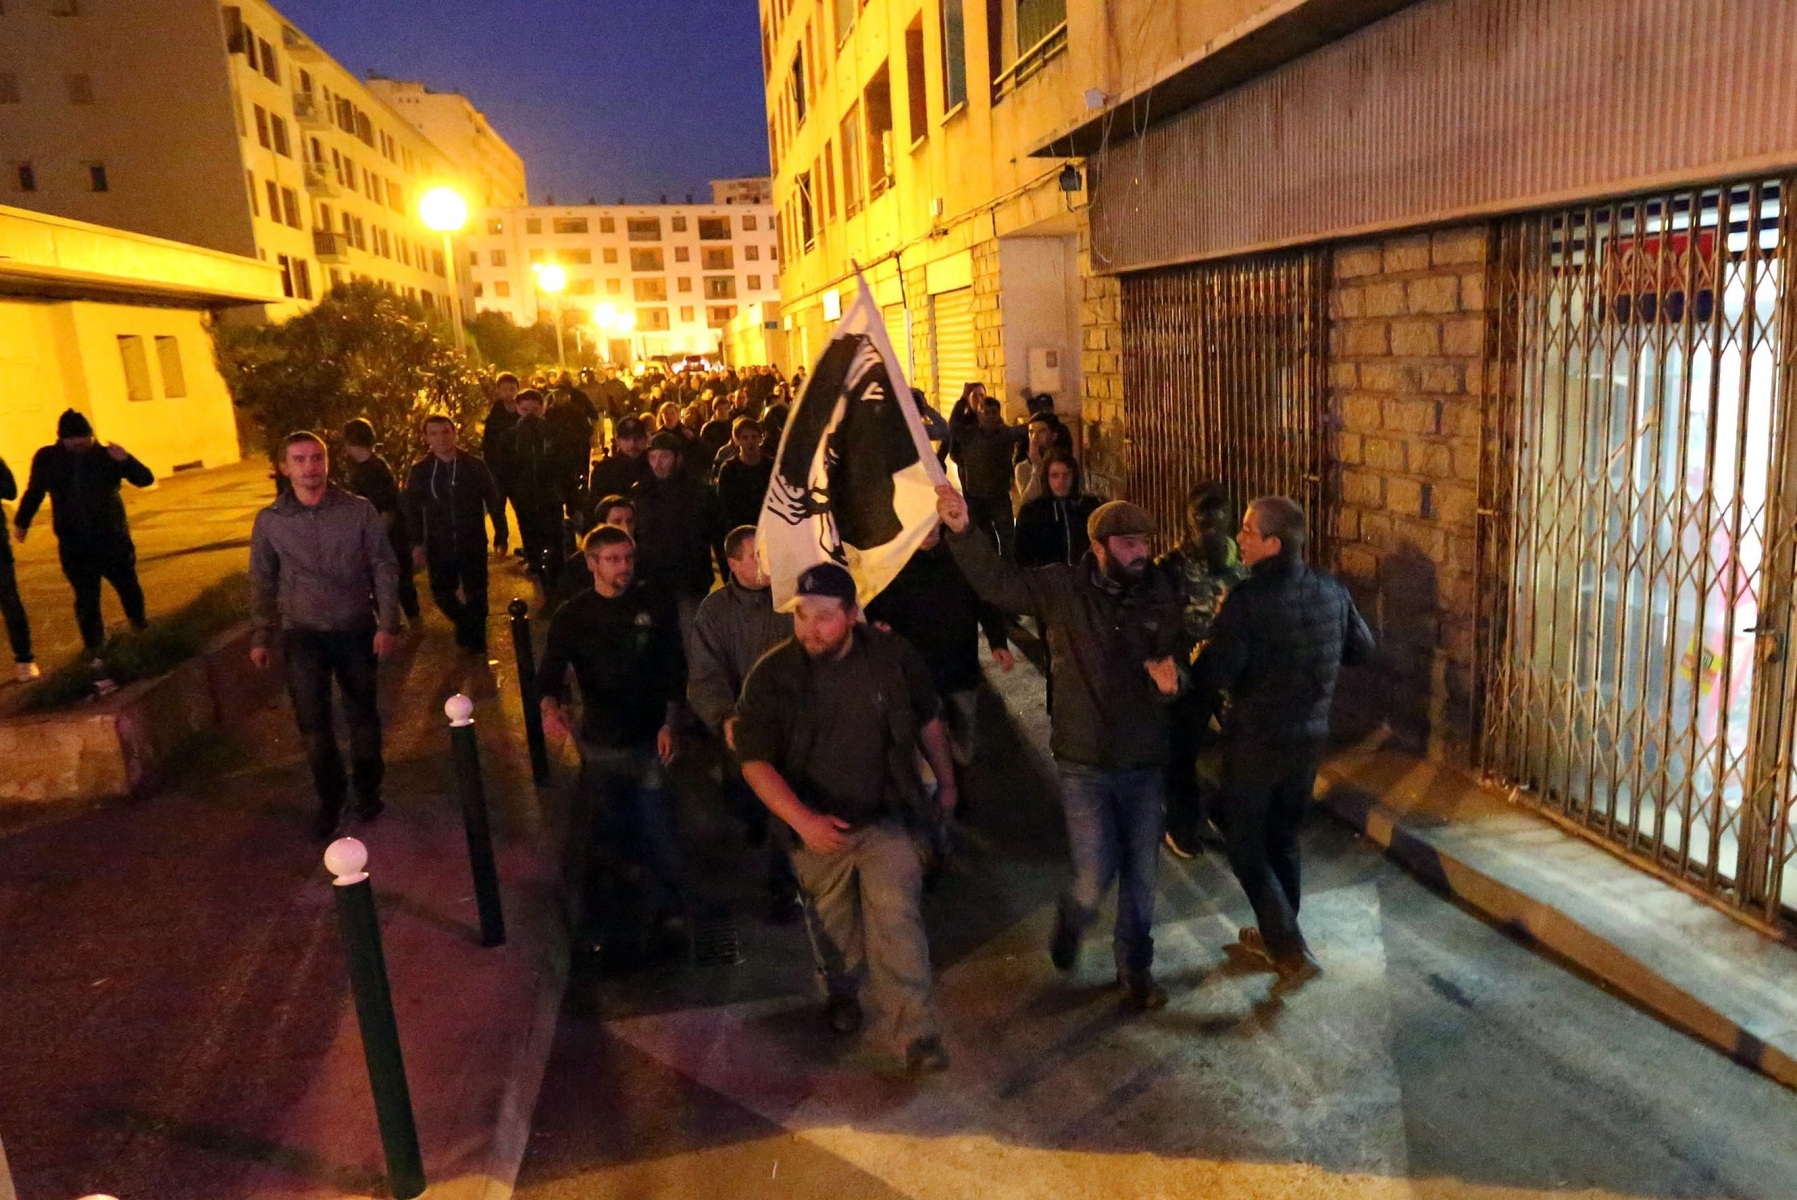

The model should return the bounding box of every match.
[404,414,507,652]
[0,456,36,682]
[12,410,153,667]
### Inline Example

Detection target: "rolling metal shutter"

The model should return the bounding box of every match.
[881,302,915,386]
[930,287,977,407]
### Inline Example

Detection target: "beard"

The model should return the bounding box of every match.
[1103,555,1148,586]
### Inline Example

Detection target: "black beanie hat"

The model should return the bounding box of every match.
[57,409,93,439]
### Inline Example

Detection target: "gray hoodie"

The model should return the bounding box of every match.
[250,485,401,647]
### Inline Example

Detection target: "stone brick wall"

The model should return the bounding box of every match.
[971,238,1007,404]
[1078,223,1126,498]
[1327,224,1490,761]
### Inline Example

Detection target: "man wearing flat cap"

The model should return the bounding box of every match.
[733,561,959,1074]
[937,485,1186,1010]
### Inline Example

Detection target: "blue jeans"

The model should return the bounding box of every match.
[1056,762,1165,975]
[577,741,686,917]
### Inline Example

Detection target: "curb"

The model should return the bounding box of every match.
[1316,753,1797,1092]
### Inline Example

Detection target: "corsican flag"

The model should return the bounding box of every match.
[759,275,949,610]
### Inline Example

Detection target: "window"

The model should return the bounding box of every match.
[494,280,511,297]
[790,51,806,123]
[797,172,815,250]
[630,247,664,271]
[698,216,732,240]
[602,247,618,264]
[487,217,503,234]
[474,282,484,298]
[704,276,737,300]
[743,214,758,231]
[769,243,778,262]
[87,162,107,192]
[293,258,313,300]
[1015,0,1068,62]
[833,0,854,44]
[627,217,661,241]
[430,247,444,275]
[529,248,545,265]
[568,278,595,295]
[677,276,692,293]
[745,244,761,262]
[66,73,93,104]
[823,140,837,221]
[634,278,668,302]
[117,336,152,402]
[277,254,295,297]
[702,246,734,270]
[599,216,615,233]
[526,217,542,234]
[258,37,278,84]
[565,248,592,264]
[638,308,670,331]
[674,245,690,263]
[247,170,259,215]
[605,278,621,295]
[553,217,588,234]
[865,64,894,198]
[671,215,688,233]
[271,115,290,157]
[707,306,737,327]
[680,305,695,322]
[281,186,301,228]
[254,104,270,148]
[469,250,480,267]
[905,18,929,145]
[840,103,864,216]
[265,179,279,219]
[387,180,404,212]
[299,69,313,95]
[941,0,968,112]
[0,75,18,104]
[491,249,507,266]
[748,275,762,290]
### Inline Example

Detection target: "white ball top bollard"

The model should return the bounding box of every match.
[324,836,369,886]
[445,693,475,728]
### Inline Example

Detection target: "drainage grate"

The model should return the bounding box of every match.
[692,918,744,967]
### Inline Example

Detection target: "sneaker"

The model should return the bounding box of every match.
[904,1034,950,1074]
[824,994,863,1036]
[1049,911,1080,973]
[1163,826,1201,860]
[15,662,40,683]
[1238,927,1268,957]
[311,806,343,842]
[1270,950,1324,997]
[1117,970,1169,1011]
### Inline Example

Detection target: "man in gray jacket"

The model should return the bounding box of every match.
[687,525,800,921]
[250,431,402,840]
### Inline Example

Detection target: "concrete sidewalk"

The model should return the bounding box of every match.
[0,578,571,1200]
[1318,737,1797,1090]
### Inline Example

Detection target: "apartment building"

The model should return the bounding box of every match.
[711,176,775,206]
[768,0,1797,937]
[0,0,524,323]
[367,76,527,210]
[465,192,780,361]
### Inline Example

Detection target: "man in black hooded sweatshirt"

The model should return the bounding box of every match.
[12,410,153,665]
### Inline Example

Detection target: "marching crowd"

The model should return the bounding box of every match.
[2,359,1371,1078]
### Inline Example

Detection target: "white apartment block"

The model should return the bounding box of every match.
[367,76,527,210]
[466,192,780,360]
[0,0,525,324]
[711,176,774,206]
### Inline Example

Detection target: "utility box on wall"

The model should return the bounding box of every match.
[1028,347,1063,397]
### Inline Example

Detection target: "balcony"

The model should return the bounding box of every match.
[313,229,351,262]
[303,162,338,198]
[282,24,325,60]
[293,93,329,130]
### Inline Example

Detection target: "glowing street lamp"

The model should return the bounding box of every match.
[533,263,568,369]
[418,185,469,352]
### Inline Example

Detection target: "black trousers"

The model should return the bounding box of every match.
[59,537,145,653]
[283,627,383,815]
[1165,690,1222,840]
[966,494,1016,559]
[515,502,563,582]
[1218,747,1321,963]
[0,550,31,663]
[426,548,489,649]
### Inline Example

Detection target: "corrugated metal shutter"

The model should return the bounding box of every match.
[931,288,977,406]
[881,302,914,386]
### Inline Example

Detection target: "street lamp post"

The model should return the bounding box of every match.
[534,263,567,371]
[418,186,470,354]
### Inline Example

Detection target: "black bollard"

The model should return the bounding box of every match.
[324,838,426,1200]
[509,597,551,785]
[445,694,506,947]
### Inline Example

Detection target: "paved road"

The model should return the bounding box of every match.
[3,456,275,674]
[516,660,1797,1200]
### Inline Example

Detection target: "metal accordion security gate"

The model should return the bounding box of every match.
[1479,177,1797,925]
[1119,250,1331,545]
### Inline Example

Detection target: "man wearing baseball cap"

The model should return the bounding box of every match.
[938,484,1185,1010]
[732,561,959,1073]
[589,414,653,502]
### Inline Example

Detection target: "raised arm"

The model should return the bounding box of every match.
[937,484,1060,619]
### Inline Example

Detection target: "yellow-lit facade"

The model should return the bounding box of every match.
[0,0,523,324]
[0,206,284,476]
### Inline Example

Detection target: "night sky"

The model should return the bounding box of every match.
[276,0,771,205]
